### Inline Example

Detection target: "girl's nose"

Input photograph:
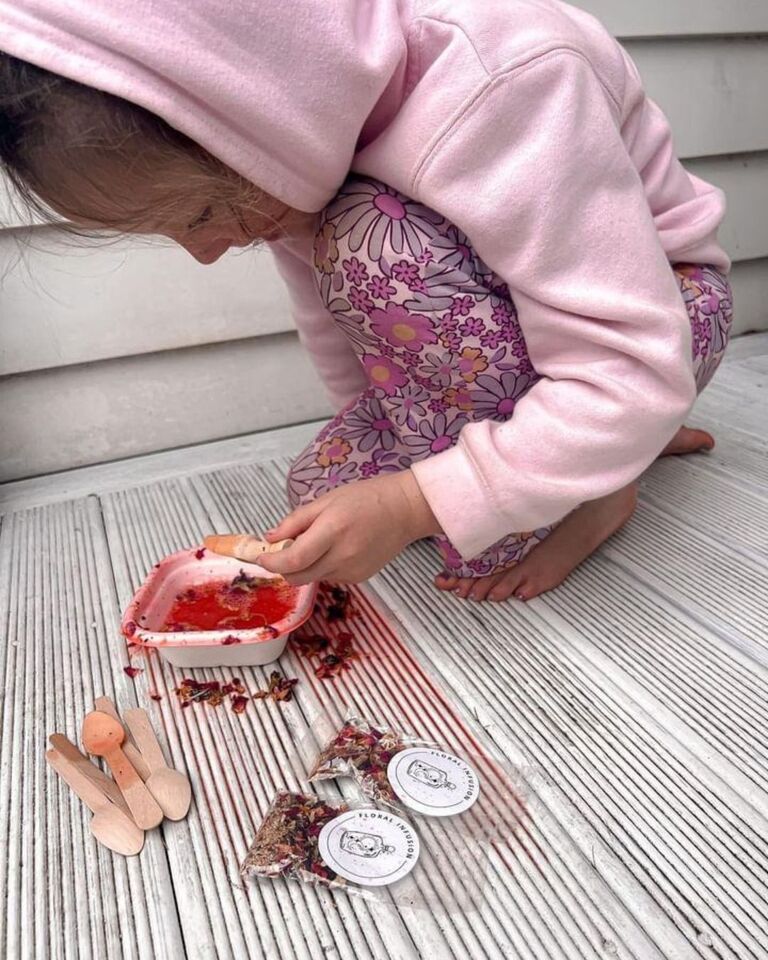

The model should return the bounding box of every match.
[178,237,231,264]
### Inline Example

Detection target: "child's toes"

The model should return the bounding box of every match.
[434,571,459,591]
[453,577,475,599]
[488,568,527,602]
[468,573,504,602]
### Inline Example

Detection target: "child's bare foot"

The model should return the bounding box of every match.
[660,424,714,456]
[434,483,638,602]
[434,423,712,603]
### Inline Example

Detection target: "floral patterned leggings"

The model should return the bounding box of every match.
[287,177,734,578]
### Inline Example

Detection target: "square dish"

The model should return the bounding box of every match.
[121,548,316,668]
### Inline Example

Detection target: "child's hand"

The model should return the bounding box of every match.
[256,470,442,584]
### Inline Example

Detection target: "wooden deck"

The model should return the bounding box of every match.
[1,333,767,960]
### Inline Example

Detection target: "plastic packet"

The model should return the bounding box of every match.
[308,716,483,821]
[241,790,420,895]
[308,716,433,807]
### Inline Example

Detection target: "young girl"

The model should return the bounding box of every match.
[0,0,732,603]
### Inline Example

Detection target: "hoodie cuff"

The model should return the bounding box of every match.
[410,442,503,561]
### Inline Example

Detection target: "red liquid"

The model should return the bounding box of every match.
[161,578,298,632]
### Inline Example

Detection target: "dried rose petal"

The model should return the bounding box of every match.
[222,635,242,646]
[253,671,299,703]
[124,665,143,679]
[149,692,162,701]
[242,791,348,886]
[232,695,249,714]
[195,548,206,560]
[291,633,330,658]
[309,719,407,804]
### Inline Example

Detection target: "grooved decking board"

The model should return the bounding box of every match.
[1,346,767,959]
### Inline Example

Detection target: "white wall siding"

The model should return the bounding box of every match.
[0,333,329,482]
[1,6,766,479]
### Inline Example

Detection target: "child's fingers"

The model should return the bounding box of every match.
[257,523,333,577]
[264,500,323,542]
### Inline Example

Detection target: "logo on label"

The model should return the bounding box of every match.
[387,748,480,816]
[318,810,420,886]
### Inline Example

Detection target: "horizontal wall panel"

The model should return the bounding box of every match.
[2,152,766,378]
[729,258,768,337]
[685,153,768,262]
[0,235,293,376]
[577,0,768,37]
[625,38,768,158]
[0,333,331,482]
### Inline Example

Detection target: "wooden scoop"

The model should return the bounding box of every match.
[49,733,130,815]
[46,749,144,856]
[93,696,152,780]
[123,708,191,821]
[203,534,294,564]
[82,711,163,830]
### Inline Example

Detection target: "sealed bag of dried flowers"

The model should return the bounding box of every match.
[308,717,432,806]
[242,789,422,893]
[241,791,349,887]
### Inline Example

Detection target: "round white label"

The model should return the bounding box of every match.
[387,748,480,817]
[318,809,420,887]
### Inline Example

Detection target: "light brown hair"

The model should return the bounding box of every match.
[0,51,278,239]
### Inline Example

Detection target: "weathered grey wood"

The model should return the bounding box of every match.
[0,420,321,512]
[577,0,768,37]
[625,37,768,158]
[729,259,768,338]
[0,235,292,377]
[685,153,768,262]
[0,333,332,482]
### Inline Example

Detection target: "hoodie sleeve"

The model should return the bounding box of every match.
[270,242,368,411]
[409,50,697,560]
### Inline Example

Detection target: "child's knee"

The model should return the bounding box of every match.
[312,177,422,291]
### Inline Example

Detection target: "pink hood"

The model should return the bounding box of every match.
[0,0,408,211]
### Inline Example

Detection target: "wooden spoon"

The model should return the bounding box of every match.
[49,733,130,816]
[93,696,152,780]
[203,534,294,563]
[46,749,144,856]
[123,709,192,821]
[82,711,163,830]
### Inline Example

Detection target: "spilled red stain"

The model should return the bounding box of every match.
[287,583,535,870]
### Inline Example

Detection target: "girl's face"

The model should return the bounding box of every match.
[163,199,315,264]
[45,152,317,262]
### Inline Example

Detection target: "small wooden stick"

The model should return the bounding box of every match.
[49,733,130,814]
[82,711,164,830]
[46,750,145,856]
[203,534,294,564]
[93,696,152,781]
[123,708,192,821]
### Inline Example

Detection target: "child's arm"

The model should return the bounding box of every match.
[406,50,721,560]
[271,241,368,410]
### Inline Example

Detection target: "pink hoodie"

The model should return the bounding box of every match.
[0,0,729,559]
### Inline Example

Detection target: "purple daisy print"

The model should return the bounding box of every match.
[342,257,369,286]
[367,275,396,300]
[470,371,535,421]
[348,286,374,314]
[341,398,397,452]
[362,354,409,396]
[417,351,454,389]
[388,383,429,429]
[402,413,467,457]
[369,302,438,352]
[324,179,444,261]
